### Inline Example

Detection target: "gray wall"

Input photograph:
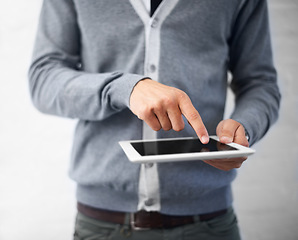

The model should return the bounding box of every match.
[233,1,298,239]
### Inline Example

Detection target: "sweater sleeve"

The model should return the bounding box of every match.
[28,0,143,121]
[228,0,281,145]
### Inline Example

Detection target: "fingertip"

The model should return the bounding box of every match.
[201,135,209,144]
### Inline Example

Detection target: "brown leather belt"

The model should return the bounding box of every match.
[77,202,227,230]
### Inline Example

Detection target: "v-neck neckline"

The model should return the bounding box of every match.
[129,0,179,25]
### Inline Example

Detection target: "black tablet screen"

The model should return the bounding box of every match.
[131,138,237,156]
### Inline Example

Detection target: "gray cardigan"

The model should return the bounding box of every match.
[29,0,280,215]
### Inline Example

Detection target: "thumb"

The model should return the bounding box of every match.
[216,119,241,144]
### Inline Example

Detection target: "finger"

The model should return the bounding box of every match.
[154,108,172,131]
[204,157,247,171]
[178,94,209,144]
[140,110,162,131]
[167,105,185,132]
[216,119,240,144]
[204,161,241,171]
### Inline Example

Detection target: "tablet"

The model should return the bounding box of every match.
[119,136,255,163]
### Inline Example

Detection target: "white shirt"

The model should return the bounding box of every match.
[141,0,150,13]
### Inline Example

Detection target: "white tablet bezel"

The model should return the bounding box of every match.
[119,136,255,163]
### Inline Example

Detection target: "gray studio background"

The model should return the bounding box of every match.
[0,0,297,239]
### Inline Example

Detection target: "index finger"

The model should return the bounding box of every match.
[178,94,209,144]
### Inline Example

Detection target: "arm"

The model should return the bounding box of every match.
[28,0,143,121]
[205,0,281,171]
[228,0,281,146]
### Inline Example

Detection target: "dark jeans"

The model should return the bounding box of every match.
[74,208,241,240]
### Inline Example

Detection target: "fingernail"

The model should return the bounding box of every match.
[201,135,209,144]
[220,136,232,143]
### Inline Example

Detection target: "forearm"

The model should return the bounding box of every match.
[230,78,280,145]
[29,61,143,120]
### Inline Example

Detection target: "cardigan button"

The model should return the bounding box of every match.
[151,19,158,28]
[145,198,155,206]
[145,163,154,168]
[149,64,156,73]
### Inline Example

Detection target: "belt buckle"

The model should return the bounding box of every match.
[130,213,151,231]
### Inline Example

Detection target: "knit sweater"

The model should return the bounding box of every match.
[29,0,280,215]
